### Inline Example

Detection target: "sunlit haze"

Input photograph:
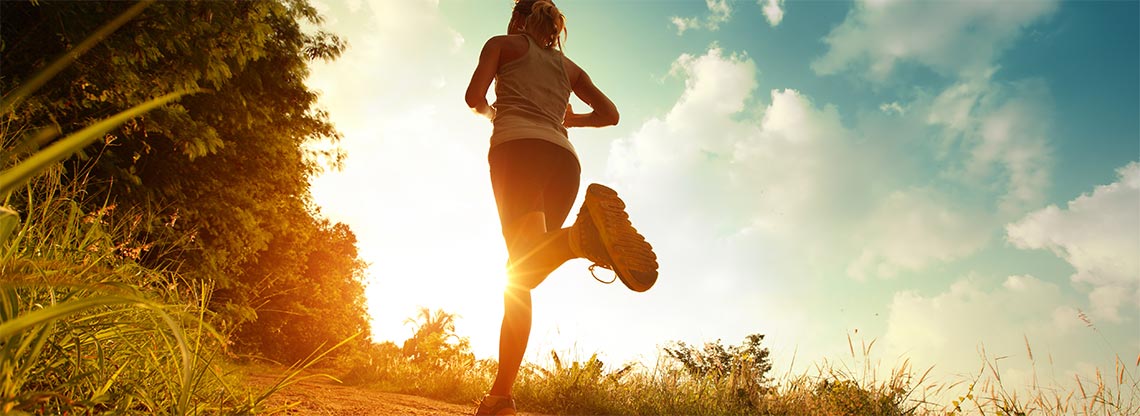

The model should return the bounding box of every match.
[305,0,1138,398]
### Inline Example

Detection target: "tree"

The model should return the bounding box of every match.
[233,215,370,363]
[1,0,366,362]
[401,308,473,370]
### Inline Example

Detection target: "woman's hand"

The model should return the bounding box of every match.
[562,103,576,128]
[472,101,496,121]
[562,58,619,128]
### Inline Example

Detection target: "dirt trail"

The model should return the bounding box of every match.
[244,369,548,416]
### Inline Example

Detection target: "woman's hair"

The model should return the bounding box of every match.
[514,0,567,50]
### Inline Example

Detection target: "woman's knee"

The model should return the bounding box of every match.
[506,266,545,290]
[503,211,548,255]
[504,277,536,297]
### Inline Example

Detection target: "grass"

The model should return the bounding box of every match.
[338,314,1139,416]
[936,328,1140,416]
[0,163,263,414]
[0,162,365,415]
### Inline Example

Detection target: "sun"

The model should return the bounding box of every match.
[346,211,510,358]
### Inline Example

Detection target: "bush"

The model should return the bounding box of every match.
[0,164,259,414]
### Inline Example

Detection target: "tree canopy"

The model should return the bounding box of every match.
[1,0,368,362]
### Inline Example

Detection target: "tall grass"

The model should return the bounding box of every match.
[341,334,920,415]
[342,315,1139,416]
[513,351,769,415]
[0,162,261,414]
[937,326,1140,416]
[338,339,491,403]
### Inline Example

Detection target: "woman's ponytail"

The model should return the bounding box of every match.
[514,0,567,50]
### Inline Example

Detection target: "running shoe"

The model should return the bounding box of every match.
[573,183,658,292]
[473,394,516,416]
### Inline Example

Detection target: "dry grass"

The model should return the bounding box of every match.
[343,320,1139,416]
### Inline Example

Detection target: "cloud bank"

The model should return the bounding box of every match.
[1007,162,1140,321]
[813,0,1059,80]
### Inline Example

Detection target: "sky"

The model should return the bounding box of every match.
[304,0,1139,399]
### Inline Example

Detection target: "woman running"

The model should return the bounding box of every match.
[464,1,658,414]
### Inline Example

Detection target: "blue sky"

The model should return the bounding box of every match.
[306,0,1138,401]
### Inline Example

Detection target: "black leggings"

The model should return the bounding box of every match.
[488,139,581,237]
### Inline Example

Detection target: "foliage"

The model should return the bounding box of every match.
[339,308,486,403]
[0,1,369,412]
[757,376,914,416]
[0,167,355,414]
[513,352,634,415]
[401,307,474,370]
[1,0,368,363]
[231,215,369,364]
[664,335,771,380]
[662,333,773,405]
[0,164,261,414]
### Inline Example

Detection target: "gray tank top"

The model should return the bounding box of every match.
[490,35,575,158]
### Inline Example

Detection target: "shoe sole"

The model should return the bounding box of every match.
[583,184,658,292]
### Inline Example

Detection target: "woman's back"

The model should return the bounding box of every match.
[490,34,574,156]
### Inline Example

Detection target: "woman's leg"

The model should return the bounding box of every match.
[488,212,558,398]
[486,140,580,398]
[502,216,577,289]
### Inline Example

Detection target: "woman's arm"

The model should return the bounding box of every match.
[563,57,619,128]
[466,37,502,121]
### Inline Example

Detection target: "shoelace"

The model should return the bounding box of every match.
[588,263,617,284]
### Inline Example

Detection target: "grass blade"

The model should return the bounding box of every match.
[0,295,134,339]
[0,90,197,198]
[0,0,154,114]
[0,207,17,242]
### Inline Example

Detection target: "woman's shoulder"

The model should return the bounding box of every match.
[486,35,529,65]
[485,34,528,48]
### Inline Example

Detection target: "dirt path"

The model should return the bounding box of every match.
[244,368,548,416]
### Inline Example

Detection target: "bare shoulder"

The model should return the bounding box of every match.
[491,35,529,64]
[484,35,509,48]
[561,54,584,86]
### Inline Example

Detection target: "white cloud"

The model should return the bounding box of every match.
[609,47,1022,283]
[707,0,732,24]
[886,275,1067,353]
[847,188,992,280]
[760,0,785,27]
[608,48,859,244]
[729,88,881,246]
[883,274,1100,399]
[837,74,1057,280]
[1007,162,1140,321]
[854,76,1057,276]
[926,74,1053,214]
[670,16,700,36]
[812,0,1059,80]
[879,101,904,115]
[670,0,733,35]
